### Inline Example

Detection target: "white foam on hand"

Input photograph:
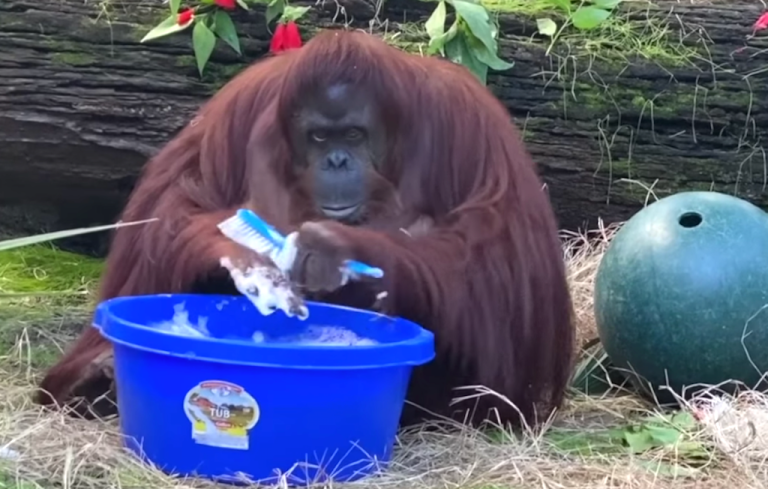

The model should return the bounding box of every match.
[271,231,299,274]
[220,256,309,320]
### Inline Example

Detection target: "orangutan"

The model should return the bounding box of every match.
[36,29,574,429]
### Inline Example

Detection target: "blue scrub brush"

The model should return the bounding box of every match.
[217,209,384,280]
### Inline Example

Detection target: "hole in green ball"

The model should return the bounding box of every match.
[678,212,703,228]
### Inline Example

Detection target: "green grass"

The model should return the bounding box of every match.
[0,244,103,369]
[0,244,103,297]
[0,306,89,370]
[480,0,556,15]
[479,0,700,66]
[0,472,41,489]
[0,464,58,489]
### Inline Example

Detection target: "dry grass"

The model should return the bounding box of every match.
[561,219,620,350]
[0,227,766,488]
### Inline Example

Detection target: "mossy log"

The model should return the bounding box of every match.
[0,0,766,253]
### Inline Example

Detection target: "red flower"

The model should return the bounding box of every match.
[269,23,285,53]
[283,21,302,49]
[755,12,768,31]
[177,7,194,25]
[269,21,302,54]
[215,0,237,10]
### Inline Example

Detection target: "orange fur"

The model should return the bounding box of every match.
[36,30,574,428]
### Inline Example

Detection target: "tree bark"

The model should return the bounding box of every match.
[0,0,765,253]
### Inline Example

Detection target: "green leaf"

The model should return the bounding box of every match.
[670,411,698,431]
[590,0,622,8]
[192,20,217,76]
[474,48,513,71]
[464,28,513,71]
[451,0,496,54]
[444,33,488,85]
[675,440,711,459]
[570,6,611,30]
[281,5,310,21]
[266,0,285,25]
[427,19,458,55]
[545,427,626,457]
[140,14,194,43]
[236,0,250,8]
[644,425,682,446]
[213,10,241,54]
[623,430,655,453]
[536,17,557,36]
[425,1,447,40]
[546,0,572,13]
[170,0,181,14]
[0,219,159,251]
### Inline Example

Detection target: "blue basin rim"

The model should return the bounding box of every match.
[94,294,436,369]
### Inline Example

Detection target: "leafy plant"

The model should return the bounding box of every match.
[138,0,510,83]
[424,0,514,84]
[535,0,624,55]
[612,412,705,456]
[546,411,710,471]
[264,0,310,27]
[140,0,310,76]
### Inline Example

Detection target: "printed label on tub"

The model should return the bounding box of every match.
[183,380,260,450]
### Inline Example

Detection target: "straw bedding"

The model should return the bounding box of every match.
[0,223,766,489]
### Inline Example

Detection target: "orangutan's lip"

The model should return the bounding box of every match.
[321,204,360,219]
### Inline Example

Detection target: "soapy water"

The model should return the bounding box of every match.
[251,326,378,346]
[152,303,379,346]
[152,303,211,338]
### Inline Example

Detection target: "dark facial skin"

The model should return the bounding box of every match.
[290,84,386,223]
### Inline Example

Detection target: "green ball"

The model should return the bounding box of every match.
[594,191,768,402]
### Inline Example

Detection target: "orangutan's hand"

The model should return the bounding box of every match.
[220,246,308,320]
[290,221,358,293]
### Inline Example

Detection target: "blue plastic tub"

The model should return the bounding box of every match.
[93,293,435,485]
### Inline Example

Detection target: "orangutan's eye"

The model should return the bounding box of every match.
[346,128,365,141]
[310,131,328,143]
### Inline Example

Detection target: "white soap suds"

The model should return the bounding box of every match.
[220,256,308,320]
[152,304,377,347]
[153,302,210,337]
[252,331,267,343]
[253,325,379,346]
[272,231,299,274]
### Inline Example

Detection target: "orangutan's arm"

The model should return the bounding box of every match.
[320,210,573,421]
[103,205,307,321]
[37,206,301,412]
[98,208,252,299]
[168,210,255,291]
[340,225,470,326]
[35,208,252,412]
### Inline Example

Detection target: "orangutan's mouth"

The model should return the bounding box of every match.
[321,204,361,220]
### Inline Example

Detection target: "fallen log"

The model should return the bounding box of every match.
[0,0,765,253]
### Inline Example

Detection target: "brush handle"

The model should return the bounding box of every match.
[344,260,384,279]
[236,209,285,248]
[238,209,384,280]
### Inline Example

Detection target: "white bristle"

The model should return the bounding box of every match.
[218,216,275,255]
[217,212,299,274]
